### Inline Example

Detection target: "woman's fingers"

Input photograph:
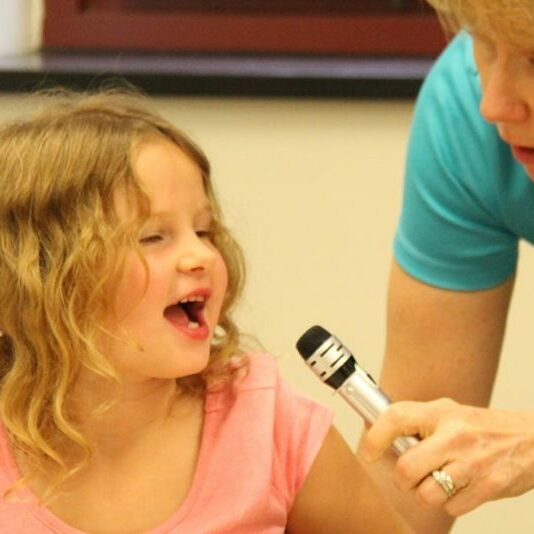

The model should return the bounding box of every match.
[361,398,457,462]
[362,399,534,516]
[415,462,471,508]
[393,418,473,491]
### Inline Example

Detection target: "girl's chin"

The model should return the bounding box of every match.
[120,352,212,382]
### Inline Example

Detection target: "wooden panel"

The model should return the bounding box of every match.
[121,0,426,14]
[43,0,444,56]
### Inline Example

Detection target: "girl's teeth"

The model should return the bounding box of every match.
[188,321,200,329]
[180,296,204,303]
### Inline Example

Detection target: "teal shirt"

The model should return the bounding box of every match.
[394,32,534,290]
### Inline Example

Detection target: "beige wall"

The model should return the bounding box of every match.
[1,93,534,532]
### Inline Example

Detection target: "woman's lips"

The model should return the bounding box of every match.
[511,145,534,165]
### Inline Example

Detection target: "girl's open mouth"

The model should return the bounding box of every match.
[163,295,210,339]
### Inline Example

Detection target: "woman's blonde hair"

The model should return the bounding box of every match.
[427,0,534,48]
[0,89,245,499]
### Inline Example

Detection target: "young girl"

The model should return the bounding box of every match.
[0,91,411,533]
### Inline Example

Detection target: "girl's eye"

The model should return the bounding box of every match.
[139,234,163,245]
[196,229,213,240]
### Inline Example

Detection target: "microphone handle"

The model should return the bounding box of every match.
[337,371,419,455]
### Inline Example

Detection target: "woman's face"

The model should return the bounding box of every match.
[473,28,534,180]
[104,137,228,382]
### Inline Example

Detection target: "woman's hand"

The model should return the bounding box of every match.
[360,399,534,516]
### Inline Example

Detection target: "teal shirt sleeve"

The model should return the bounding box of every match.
[394,33,518,290]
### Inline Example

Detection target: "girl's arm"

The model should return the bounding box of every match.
[287,425,413,533]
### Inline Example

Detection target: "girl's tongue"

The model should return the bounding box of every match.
[164,304,189,327]
[163,301,204,328]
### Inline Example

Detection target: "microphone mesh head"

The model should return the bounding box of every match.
[296,325,331,360]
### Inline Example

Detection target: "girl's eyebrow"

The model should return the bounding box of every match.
[148,205,213,220]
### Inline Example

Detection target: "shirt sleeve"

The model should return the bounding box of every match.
[394,32,518,290]
[271,371,334,509]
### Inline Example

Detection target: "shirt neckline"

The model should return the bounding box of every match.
[0,392,217,533]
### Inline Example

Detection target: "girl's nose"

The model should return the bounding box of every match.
[175,234,216,274]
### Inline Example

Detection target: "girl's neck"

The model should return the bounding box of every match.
[17,376,205,532]
[71,372,197,460]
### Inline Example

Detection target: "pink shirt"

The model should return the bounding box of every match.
[0,353,333,533]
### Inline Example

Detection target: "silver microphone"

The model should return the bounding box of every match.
[296,325,419,455]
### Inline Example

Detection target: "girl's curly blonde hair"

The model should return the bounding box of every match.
[0,89,245,500]
[426,0,534,48]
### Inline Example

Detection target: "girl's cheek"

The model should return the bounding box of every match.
[114,258,151,319]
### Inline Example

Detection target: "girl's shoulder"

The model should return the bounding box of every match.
[203,352,334,510]
[217,351,299,397]
[236,351,279,389]
[207,351,333,432]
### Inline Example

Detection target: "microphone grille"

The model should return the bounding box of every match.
[296,325,331,360]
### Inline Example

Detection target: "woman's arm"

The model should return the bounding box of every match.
[381,261,514,406]
[356,260,515,532]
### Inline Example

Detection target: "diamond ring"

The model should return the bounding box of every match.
[432,469,457,499]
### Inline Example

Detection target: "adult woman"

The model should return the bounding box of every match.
[360,2,534,532]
